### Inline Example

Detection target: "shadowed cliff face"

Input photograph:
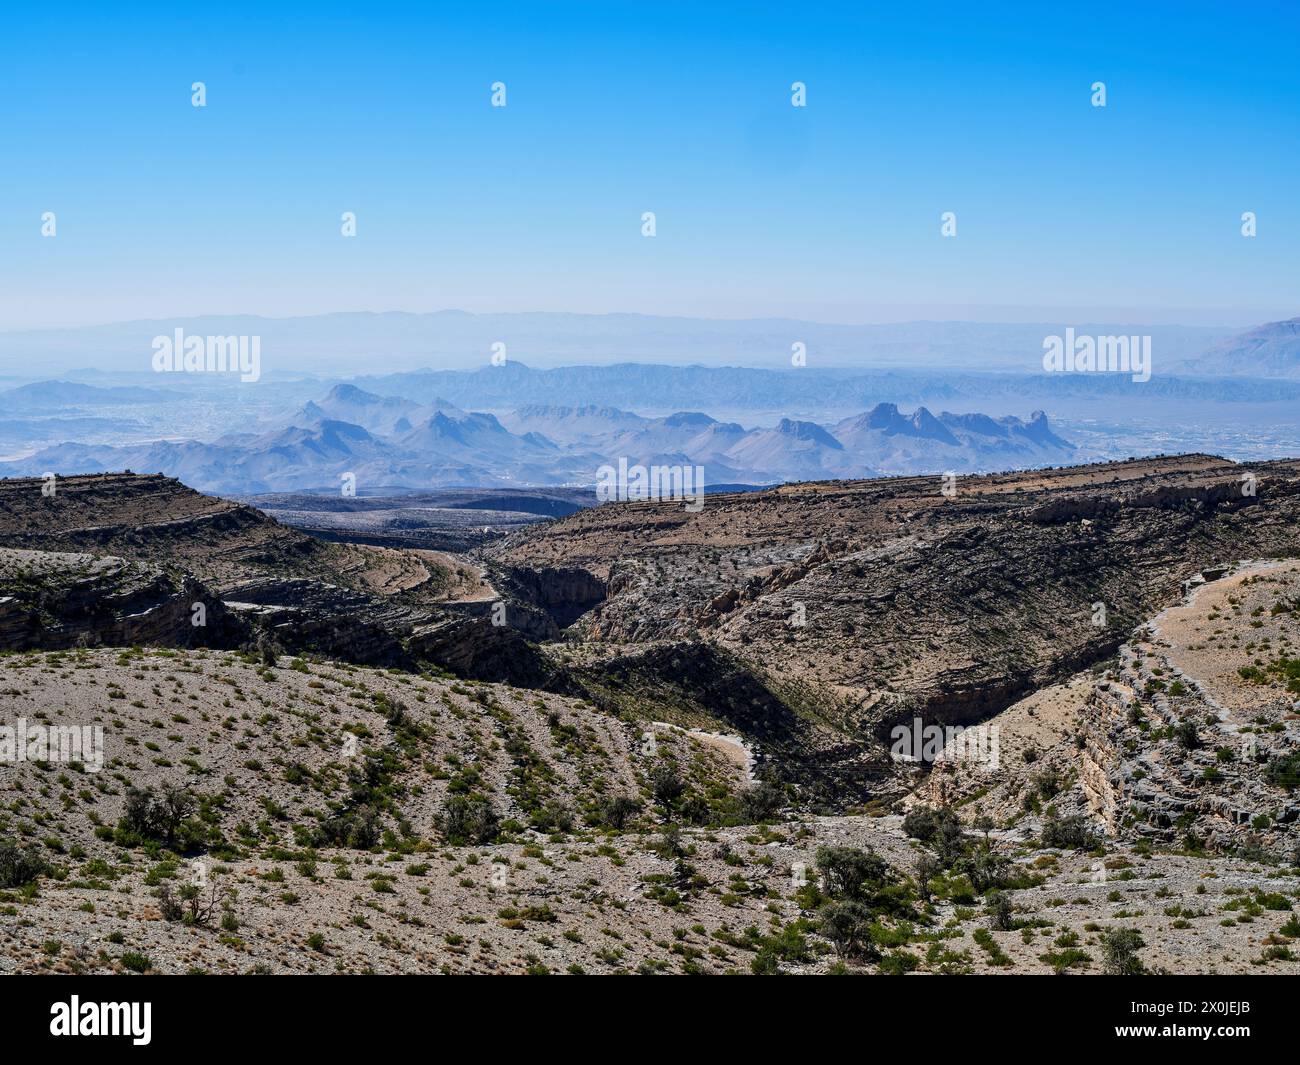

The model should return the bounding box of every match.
[489,564,607,629]
[0,473,470,669]
[0,472,457,601]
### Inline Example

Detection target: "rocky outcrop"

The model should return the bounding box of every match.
[1078,642,1299,859]
[0,548,242,651]
[488,455,1300,801]
[489,564,606,629]
[408,615,556,686]
[221,576,423,666]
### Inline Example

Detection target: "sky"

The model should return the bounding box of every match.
[2,0,1298,331]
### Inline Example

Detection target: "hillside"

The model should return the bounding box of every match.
[490,455,1300,801]
[4,459,1300,975]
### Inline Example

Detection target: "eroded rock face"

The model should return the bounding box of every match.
[1078,650,1298,858]
[0,548,242,651]
[0,475,525,678]
[221,576,424,666]
[0,472,458,606]
[408,616,556,686]
[490,564,606,629]
[490,456,1300,795]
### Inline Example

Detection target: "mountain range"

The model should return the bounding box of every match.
[0,382,1074,494]
[1181,317,1300,377]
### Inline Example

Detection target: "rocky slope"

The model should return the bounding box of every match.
[4,459,1300,975]
[0,474,493,669]
[490,455,1300,803]
[3,651,1298,977]
[0,548,241,652]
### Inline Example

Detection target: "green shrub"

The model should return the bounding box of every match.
[0,840,48,889]
[1099,927,1145,975]
[1041,814,1100,851]
[436,794,500,845]
[1265,752,1300,791]
[819,900,876,959]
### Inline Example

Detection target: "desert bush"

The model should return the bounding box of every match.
[1041,814,1100,851]
[592,795,641,830]
[1175,720,1201,750]
[159,877,234,927]
[649,762,685,808]
[436,794,500,845]
[1033,766,1063,800]
[1099,927,1145,975]
[959,841,1010,892]
[648,824,686,859]
[901,805,939,842]
[932,807,968,866]
[0,840,48,888]
[818,900,877,959]
[913,853,943,902]
[1265,752,1300,791]
[734,778,784,823]
[987,891,1014,931]
[816,845,889,902]
[318,804,381,849]
[117,784,202,851]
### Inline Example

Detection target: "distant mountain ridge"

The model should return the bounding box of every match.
[0,310,1236,376]
[1181,317,1300,378]
[0,382,1075,494]
[0,380,175,409]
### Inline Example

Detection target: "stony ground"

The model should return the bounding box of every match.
[3,642,1299,974]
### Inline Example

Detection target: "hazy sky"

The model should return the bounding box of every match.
[3,1,1298,330]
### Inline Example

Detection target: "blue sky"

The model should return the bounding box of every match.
[3,1,1298,329]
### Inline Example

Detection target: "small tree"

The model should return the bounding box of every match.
[960,840,1009,892]
[159,877,234,927]
[1041,814,1100,851]
[650,762,685,810]
[987,891,1014,931]
[1265,752,1300,791]
[933,807,968,866]
[256,631,279,668]
[593,795,641,830]
[649,824,686,859]
[914,853,942,903]
[902,805,939,842]
[819,900,877,959]
[436,794,499,845]
[816,845,889,903]
[0,840,47,889]
[119,784,198,850]
[1100,927,1145,975]
[736,778,784,823]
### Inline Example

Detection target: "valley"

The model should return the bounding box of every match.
[2,457,1300,974]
